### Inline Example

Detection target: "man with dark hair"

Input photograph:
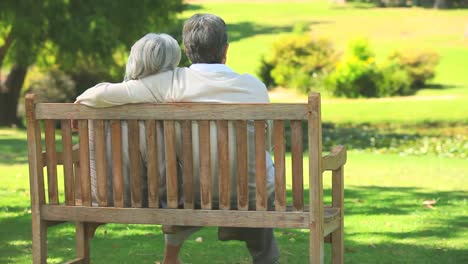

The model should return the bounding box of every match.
[76,13,279,264]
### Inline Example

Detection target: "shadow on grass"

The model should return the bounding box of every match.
[228,20,332,43]
[0,138,29,164]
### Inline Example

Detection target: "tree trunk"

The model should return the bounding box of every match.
[433,0,447,8]
[0,65,28,127]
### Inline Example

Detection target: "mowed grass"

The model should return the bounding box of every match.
[182,1,468,124]
[1,128,467,263]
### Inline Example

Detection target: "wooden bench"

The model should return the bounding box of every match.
[25,93,346,264]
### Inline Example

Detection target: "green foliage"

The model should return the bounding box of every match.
[259,35,339,93]
[25,68,76,103]
[326,39,440,98]
[387,50,440,88]
[326,38,382,98]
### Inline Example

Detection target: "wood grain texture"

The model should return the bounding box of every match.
[322,145,347,172]
[332,166,345,264]
[181,121,194,209]
[44,119,59,205]
[198,120,212,209]
[308,93,324,264]
[128,120,142,208]
[145,120,159,208]
[42,205,310,228]
[291,120,304,211]
[78,120,92,206]
[217,120,230,210]
[254,121,267,211]
[164,121,178,209]
[236,121,248,210]
[61,120,75,206]
[111,121,124,208]
[94,120,108,207]
[36,103,308,120]
[273,120,286,211]
[25,94,47,263]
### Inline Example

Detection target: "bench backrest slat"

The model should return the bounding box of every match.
[94,120,108,207]
[146,120,160,208]
[60,120,75,206]
[273,120,286,212]
[35,103,308,120]
[110,121,125,208]
[217,120,230,210]
[235,120,249,211]
[78,120,92,206]
[254,121,267,211]
[164,120,179,209]
[198,120,212,209]
[181,120,194,209]
[44,120,59,205]
[128,120,142,208]
[291,120,304,211]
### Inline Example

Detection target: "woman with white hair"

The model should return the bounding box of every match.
[125,33,181,81]
[87,33,182,208]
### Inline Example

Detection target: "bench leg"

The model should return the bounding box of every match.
[309,227,324,264]
[32,219,47,264]
[332,167,344,264]
[76,222,91,264]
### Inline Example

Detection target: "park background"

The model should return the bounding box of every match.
[0,0,466,263]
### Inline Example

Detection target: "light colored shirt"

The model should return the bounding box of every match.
[77,64,274,208]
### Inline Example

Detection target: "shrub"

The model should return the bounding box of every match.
[377,62,412,96]
[326,38,382,98]
[387,50,439,88]
[258,35,339,93]
[326,39,440,98]
[26,68,76,103]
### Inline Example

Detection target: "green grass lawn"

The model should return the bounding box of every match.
[1,1,467,263]
[182,0,468,125]
[1,127,466,263]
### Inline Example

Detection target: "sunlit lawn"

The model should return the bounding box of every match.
[1,1,467,263]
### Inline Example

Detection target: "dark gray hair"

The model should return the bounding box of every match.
[125,33,181,80]
[182,14,228,64]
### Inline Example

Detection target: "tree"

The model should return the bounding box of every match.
[0,0,183,126]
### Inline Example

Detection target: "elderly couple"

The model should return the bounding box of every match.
[76,14,279,264]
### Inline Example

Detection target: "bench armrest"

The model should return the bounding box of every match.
[322,145,347,171]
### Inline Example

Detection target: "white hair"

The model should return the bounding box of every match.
[124,33,181,80]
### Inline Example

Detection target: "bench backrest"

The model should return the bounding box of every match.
[25,93,323,229]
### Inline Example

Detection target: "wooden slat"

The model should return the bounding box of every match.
[111,121,124,207]
[308,93,324,263]
[42,148,80,167]
[198,120,212,209]
[44,120,59,205]
[36,103,308,120]
[128,120,142,208]
[78,120,92,206]
[181,121,194,209]
[291,120,304,211]
[332,166,345,264]
[25,94,47,263]
[273,120,286,211]
[61,120,75,206]
[323,145,347,171]
[217,120,230,210]
[164,121,178,209]
[94,120,108,207]
[42,205,310,229]
[63,258,85,264]
[254,121,267,211]
[145,120,159,208]
[236,121,248,210]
